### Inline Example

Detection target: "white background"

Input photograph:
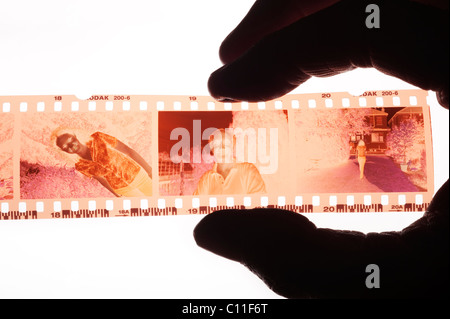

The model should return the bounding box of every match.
[0,0,448,298]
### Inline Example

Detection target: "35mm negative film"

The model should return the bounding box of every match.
[0,89,434,220]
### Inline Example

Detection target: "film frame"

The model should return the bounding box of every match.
[0,89,434,220]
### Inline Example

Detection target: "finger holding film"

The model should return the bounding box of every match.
[209,0,448,105]
[209,0,368,102]
[193,208,371,298]
[219,0,340,64]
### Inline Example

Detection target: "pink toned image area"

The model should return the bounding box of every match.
[20,112,151,199]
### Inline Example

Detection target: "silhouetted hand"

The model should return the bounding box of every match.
[195,0,449,298]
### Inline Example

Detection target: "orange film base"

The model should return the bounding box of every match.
[0,90,434,220]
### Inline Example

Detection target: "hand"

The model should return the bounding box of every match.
[195,0,449,298]
[208,0,448,107]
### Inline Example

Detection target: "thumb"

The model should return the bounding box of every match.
[194,208,371,298]
[194,182,449,299]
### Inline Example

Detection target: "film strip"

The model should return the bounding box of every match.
[0,89,433,220]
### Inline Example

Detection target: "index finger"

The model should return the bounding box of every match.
[208,0,449,106]
[219,0,340,64]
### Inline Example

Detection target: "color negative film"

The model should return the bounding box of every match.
[0,90,434,220]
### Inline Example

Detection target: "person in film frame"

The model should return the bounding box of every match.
[54,130,152,197]
[194,128,266,195]
[356,139,367,180]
